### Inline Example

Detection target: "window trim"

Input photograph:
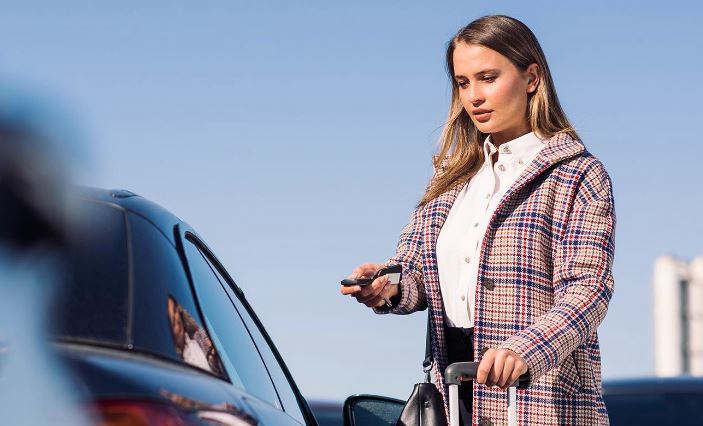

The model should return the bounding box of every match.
[180,232,277,397]
[178,227,317,426]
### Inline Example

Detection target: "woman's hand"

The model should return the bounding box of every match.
[340,262,400,308]
[476,348,528,390]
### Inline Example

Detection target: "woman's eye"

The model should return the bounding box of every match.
[457,81,468,88]
[483,76,496,82]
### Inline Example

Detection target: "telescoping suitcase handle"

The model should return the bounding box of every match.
[444,362,519,426]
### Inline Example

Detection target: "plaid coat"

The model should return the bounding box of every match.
[377,133,615,425]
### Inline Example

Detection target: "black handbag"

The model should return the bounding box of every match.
[396,315,448,426]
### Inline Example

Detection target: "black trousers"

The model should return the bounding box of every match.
[444,325,474,424]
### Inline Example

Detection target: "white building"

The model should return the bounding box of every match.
[653,255,703,376]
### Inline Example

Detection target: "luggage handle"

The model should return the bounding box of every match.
[444,361,520,387]
[444,362,520,426]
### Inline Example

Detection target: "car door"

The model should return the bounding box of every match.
[179,226,316,425]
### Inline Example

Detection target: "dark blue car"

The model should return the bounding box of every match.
[53,188,319,425]
[603,376,703,425]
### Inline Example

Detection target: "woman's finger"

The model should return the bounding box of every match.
[360,278,390,304]
[340,284,361,295]
[357,275,388,303]
[489,351,505,387]
[499,354,515,388]
[510,357,528,387]
[349,263,382,279]
[370,278,395,307]
[476,348,495,385]
[498,350,528,389]
[364,294,385,308]
[508,366,523,390]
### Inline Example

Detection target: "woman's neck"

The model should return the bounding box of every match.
[490,123,532,147]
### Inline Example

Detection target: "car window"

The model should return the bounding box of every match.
[164,293,227,378]
[198,246,307,425]
[53,201,129,344]
[184,239,281,409]
[128,213,225,376]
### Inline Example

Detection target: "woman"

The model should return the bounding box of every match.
[341,15,615,425]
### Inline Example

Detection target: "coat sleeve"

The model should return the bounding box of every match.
[498,159,616,385]
[372,204,428,315]
[373,157,450,316]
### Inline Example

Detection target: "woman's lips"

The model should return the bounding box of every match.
[474,111,492,123]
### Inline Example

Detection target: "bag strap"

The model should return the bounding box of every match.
[422,313,432,382]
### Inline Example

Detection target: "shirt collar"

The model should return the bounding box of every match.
[483,131,546,164]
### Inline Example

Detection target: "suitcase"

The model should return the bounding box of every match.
[444,361,518,426]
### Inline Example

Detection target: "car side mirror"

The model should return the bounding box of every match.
[343,394,404,426]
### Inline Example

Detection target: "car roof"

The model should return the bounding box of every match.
[73,187,184,244]
[604,376,703,395]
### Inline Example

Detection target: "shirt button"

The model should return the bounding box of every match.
[485,193,491,199]
[501,145,511,154]
[464,256,471,263]
[518,159,524,165]
[461,295,466,301]
[473,222,479,228]
[497,164,506,172]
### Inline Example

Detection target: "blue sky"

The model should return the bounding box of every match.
[2,0,702,401]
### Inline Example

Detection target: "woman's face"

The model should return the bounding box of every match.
[452,42,539,144]
[167,297,185,350]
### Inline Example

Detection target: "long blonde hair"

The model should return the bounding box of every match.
[419,15,579,207]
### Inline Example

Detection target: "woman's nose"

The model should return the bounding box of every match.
[469,85,484,104]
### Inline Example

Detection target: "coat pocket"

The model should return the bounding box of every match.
[555,352,582,396]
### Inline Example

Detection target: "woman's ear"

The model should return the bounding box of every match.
[526,63,540,94]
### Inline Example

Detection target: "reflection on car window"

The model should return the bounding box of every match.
[200,251,307,425]
[184,238,281,409]
[126,212,210,365]
[166,295,226,377]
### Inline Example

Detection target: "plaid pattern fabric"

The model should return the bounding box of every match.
[377,133,615,425]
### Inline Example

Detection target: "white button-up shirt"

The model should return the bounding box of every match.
[436,131,546,328]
